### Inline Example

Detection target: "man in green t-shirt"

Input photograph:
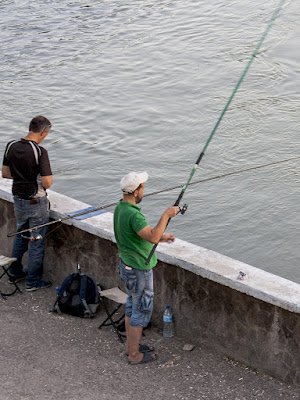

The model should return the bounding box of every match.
[114,171,178,365]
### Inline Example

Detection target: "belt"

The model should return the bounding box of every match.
[14,195,47,203]
[14,197,40,205]
[29,199,38,205]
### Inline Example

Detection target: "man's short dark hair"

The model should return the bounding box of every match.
[29,115,51,133]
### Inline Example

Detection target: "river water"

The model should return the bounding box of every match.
[1,0,299,283]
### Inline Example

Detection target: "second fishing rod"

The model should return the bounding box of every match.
[7,155,298,239]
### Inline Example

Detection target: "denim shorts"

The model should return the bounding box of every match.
[118,260,154,328]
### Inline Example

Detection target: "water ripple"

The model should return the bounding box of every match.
[0,0,299,283]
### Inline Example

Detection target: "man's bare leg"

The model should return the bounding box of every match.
[125,316,130,355]
[127,323,144,363]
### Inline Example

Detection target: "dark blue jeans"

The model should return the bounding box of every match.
[9,196,49,287]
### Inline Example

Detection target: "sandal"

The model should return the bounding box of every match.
[139,344,155,353]
[125,344,155,356]
[128,352,158,365]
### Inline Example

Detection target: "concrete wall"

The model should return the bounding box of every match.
[0,178,299,386]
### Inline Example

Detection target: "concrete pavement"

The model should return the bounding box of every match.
[0,280,299,400]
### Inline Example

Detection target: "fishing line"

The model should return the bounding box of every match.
[145,0,287,265]
[7,155,297,238]
[143,156,299,198]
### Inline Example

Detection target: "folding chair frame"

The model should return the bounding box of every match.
[98,297,126,343]
[0,256,22,299]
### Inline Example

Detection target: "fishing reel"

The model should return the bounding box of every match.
[21,231,43,242]
[177,204,188,215]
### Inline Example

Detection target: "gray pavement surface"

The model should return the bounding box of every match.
[0,280,299,400]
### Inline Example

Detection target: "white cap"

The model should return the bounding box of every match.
[120,171,149,194]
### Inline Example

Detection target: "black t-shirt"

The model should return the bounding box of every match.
[3,138,52,199]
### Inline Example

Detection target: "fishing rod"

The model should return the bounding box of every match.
[7,155,297,239]
[145,0,287,265]
[6,200,119,238]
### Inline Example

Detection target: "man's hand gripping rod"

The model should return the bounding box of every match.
[145,153,203,265]
[145,201,188,265]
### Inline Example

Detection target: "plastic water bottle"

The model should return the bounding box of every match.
[55,286,60,296]
[163,306,174,338]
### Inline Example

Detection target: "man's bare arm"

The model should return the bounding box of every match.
[137,206,178,244]
[2,165,12,179]
[41,175,53,189]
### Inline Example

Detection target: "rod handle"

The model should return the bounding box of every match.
[145,191,183,266]
[145,244,158,265]
[145,216,172,265]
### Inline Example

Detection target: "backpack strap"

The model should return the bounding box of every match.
[28,141,42,165]
[52,273,75,311]
[5,140,21,158]
[79,275,94,318]
[94,281,99,304]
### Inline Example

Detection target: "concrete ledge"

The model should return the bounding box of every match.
[158,240,300,314]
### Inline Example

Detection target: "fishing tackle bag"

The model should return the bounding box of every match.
[53,273,99,318]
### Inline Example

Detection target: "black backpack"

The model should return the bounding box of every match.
[53,273,99,318]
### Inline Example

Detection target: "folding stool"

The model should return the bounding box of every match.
[0,255,22,299]
[98,287,127,343]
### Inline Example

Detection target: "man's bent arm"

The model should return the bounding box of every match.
[137,206,178,244]
[42,175,53,189]
[2,165,12,179]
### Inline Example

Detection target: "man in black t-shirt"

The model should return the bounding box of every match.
[2,115,53,292]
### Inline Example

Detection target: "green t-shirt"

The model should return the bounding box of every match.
[113,201,157,270]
